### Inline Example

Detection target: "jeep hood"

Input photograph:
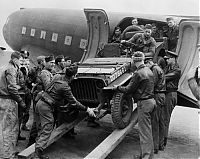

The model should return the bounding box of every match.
[82,9,109,61]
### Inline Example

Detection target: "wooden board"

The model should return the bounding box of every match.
[18,112,87,158]
[84,109,138,159]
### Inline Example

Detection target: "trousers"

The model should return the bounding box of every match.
[137,98,155,159]
[0,98,18,159]
[151,93,165,150]
[35,99,54,149]
[164,92,177,139]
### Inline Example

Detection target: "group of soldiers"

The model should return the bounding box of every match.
[111,16,179,53]
[112,50,181,159]
[0,52,96,159]
[110,17,181,159]
[0,16,198,159]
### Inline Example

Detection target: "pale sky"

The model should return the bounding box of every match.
[0,0,199,49]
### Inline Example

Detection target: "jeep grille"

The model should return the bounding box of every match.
[71,78,103,104]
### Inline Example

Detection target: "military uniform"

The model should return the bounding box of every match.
[0,58,25,158]
[164,61,181,145]
[163,25,179,52]
[127,33,156,57]
[27,68,53,147]
[117,64,155,159]
[53,64,64,75]
[149,63,166,152]
[35,76,87,158]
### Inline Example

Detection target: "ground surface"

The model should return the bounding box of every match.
[16,106,199,159]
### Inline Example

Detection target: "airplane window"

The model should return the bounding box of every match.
[80,39,87,49]
[64,36,72,45]
[40,30,46,39]
[21,26,26,35]
[30,28,35,37]
[51,33,58,42]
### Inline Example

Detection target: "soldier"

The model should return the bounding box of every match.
[34,65,96,159]
[113,51,155,159]
[110,27,123,43]
[163,17,179,52]
[27,55,55,146]
[145,56,166,153]
[121,24,156,58]
[121,17,144,39]
[64,56,72,67]
[17,58,28,141]
[163,51,181,146]
[151,23,162,39]
[21,58,32,131]
[53,55,65,75]
[37,55,55,90]
[0,51,26,159]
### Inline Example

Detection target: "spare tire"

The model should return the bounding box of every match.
[111,92,133,129]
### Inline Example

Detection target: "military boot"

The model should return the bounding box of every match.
[35,148,49,159]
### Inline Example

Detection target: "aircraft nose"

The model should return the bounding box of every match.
[3,18,9,43]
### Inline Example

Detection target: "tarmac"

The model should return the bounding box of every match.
[17,105,199,159]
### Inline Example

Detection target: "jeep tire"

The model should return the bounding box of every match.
[111,92,133,129]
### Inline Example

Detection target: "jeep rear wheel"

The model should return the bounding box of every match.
[111,92,133,129]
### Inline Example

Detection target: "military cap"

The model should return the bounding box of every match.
[20,50,30,58]
[11,51,22,60]
[65,64,78,77]
[45,55,55,62]
[166,17,175,22]
[65,56,71,61]
[132,51,145,62]
[144,24,152,30]
[36,56,45,63]
[164,50,178,59]
[55,55,64,64]
[145,56,153,60]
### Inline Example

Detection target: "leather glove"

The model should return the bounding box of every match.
[18,100,26,110]
[86,107,96,117]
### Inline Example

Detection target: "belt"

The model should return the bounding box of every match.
[154,91,166,94]
[0,95,13,99]
[166,90,177,93]
[139,96,154,101]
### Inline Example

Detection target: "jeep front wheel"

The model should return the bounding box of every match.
[111,92,133,129]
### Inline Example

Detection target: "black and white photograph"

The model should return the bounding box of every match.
[0,0,199,158]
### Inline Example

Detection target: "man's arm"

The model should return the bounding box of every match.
[165,66,181,82]
[5,68,23,103]
[62,83,87,111]
[117,73,139,93]
[144,38,156,57]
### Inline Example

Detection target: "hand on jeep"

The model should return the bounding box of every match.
[86,107,96,117]
[112,85,119,91]
[121,40,126,43]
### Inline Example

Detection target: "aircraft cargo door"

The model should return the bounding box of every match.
[82,9,110,61]
[177,19,199,108]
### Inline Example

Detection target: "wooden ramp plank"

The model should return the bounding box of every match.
[18,112,87,158]
[84,110,138,159]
